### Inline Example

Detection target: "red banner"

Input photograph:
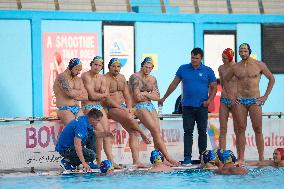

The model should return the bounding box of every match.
[42,33,98,116]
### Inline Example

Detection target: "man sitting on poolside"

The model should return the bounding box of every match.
[53,58,88,126]
[215,149,247,175]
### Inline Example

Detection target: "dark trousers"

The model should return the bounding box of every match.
[182,106,208,160]
[61,129,96,166]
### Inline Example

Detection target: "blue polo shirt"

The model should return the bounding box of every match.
[55,115,93,154]
[176,63,216,107]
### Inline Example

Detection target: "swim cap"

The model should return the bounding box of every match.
[100,160,114,173]
[276,148,284,160]
[108,58,120,69]
[219,150,237,164]
[223,48,234,62]
[141,57,154,67]
[239,43,252,55]
[150,149,164,164]
[68,58,81,70]
[92,56,104,63]
[215,148,223,160]
[202,150,217,164]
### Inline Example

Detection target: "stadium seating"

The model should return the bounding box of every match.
[262,0,284,14]
[198,0,228,14]
[230,0,260,14]
[21,0,55,10]
[0,0,283,14]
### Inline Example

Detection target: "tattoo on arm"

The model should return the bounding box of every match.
[58,74,72,92]
[153,79,160,97]
[129,75,140,92]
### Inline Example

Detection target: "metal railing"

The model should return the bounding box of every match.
[1,112,283,124]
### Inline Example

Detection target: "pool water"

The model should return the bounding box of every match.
[1,167,284,189]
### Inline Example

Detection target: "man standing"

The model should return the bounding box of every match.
[105,58,151,168]
[224,43,275,164]
[53,58,88,125]
[81,56,116,167]
[159,48,217,165]
[218,48,239,157]
[55,108,103,172]
[129,57,179,166]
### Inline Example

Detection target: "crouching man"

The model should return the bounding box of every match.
[56,108,105,172]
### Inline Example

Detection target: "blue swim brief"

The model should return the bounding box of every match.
[107,103,127,110]
[220,97,232,106]
[134,103,155,112]
[238,98,258,105]
[83,104,103,110]
[58,105,80,115]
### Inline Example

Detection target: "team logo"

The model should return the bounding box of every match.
[109,41,128,67]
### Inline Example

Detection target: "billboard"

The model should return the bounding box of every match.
[42,33,98,116]
[103,25,134,80]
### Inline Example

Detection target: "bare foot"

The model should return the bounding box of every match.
[140,133,151,144]
[133,162,149,169]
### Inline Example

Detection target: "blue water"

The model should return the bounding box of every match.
[1,167,284,189]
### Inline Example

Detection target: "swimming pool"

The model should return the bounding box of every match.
[1,167,284,189]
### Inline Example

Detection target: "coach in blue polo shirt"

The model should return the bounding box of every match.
[159,47,217,165]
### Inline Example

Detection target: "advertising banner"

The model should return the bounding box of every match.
[42,33,98,116]
[103,25,134,80]
[1,118,284,171]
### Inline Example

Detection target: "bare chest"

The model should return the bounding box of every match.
[109,79,125,93]
[91,77,104,92]
[139,78,153,92]
[235,64,260,80]
[68,79,81,89]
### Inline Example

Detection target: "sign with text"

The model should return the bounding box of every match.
[103,25,134,80]
[1,118,284,171]
[42,33,98,116]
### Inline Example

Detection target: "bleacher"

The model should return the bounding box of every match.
[198,0,228,14]
[21,0,55,10]
[231,0,260,14]
[0,0,283,14]
[168,0,195,14]
[262,0,284,14]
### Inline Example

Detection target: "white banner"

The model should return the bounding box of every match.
[207,117,284,160]
[103,25,134,80]
[1,118,284,171]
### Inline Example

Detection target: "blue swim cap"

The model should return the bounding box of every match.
[219,150,237,164]
[202,150,217,164]
[150,149,164,164]
[141,57,154,67]
[100,160,114,173]
[143,57,153,64]
[215,148,223,160]
[108,58,120,68]
[68,58,81,70]
[93,56,104,63]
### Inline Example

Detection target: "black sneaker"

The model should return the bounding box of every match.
[60,159,75,171]
[88,162,99,169]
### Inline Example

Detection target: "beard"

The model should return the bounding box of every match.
[70,72,77,78]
